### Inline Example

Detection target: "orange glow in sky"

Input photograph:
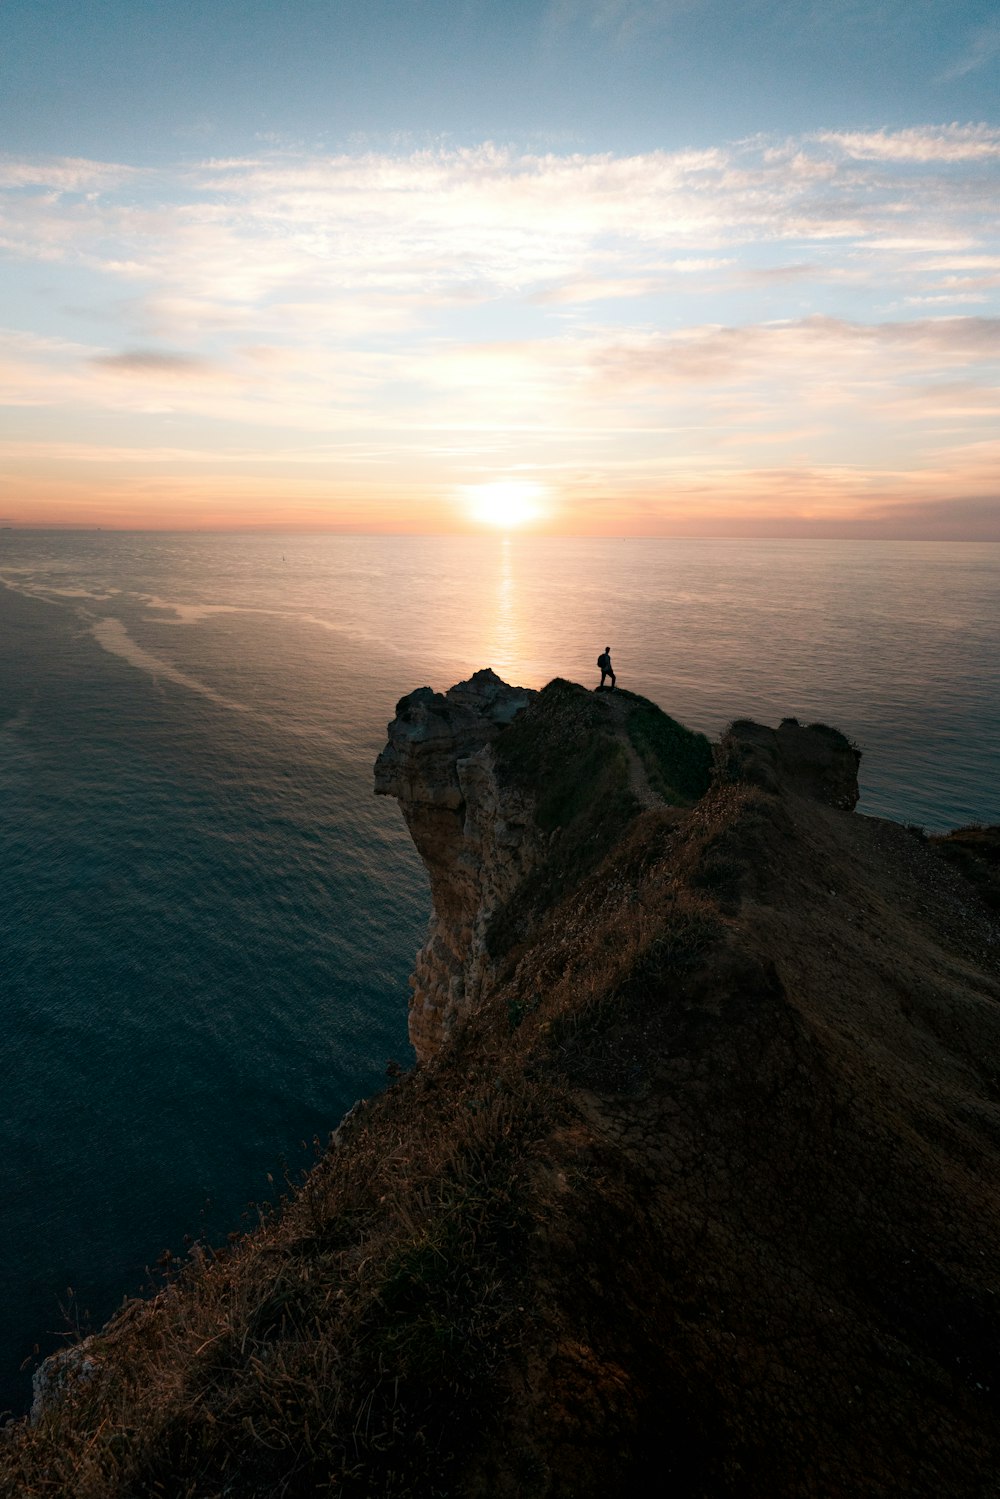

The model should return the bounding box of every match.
[462,480,549,530]
[0,132,998,538]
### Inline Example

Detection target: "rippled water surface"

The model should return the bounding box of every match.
[1,531,997,1411]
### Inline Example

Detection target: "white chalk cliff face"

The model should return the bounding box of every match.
[374,669,538,1062]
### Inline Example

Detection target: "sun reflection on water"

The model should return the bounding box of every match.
[491,536,521,678]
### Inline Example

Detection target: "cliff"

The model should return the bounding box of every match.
[3,676,1000,1499]
[373,669,539,1060]
[373,668,715,1058]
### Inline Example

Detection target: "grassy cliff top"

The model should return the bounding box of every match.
[485,680,713,962]
[495,678,713,819]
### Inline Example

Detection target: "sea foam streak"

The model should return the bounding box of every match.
[90,616,349,746]
[90,618,254,716]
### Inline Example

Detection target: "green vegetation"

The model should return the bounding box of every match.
[487,680,633,965]
[488,680,713,961]
[494,677,633,834]
[620,690,714,805]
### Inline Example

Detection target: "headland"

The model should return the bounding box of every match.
[4,672,1000,1498]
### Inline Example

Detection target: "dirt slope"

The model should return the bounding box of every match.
[464,777,1000,1496]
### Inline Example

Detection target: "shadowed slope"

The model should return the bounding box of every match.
[2,679,999,1498]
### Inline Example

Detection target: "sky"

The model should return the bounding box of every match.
[1,0,998,536]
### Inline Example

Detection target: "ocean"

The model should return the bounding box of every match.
[1,530,997,1414]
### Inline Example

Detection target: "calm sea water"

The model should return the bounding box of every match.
[1,531,997,1413]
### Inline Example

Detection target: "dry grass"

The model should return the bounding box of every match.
[0,775,736,1498]
[1,1058,569,1498]
[5,719,1000,1497]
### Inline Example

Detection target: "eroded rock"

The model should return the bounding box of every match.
[717,716,861,810]
[374,668,538,1060]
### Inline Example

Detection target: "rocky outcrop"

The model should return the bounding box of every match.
[930,822,1000,912]
[374,669,538,1061]
[718,715,861,809]
[378,678,860,1060]
[30,1345,101,1425]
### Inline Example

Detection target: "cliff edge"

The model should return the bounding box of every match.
[374,668,540,1059]
[4,676,1000,1499]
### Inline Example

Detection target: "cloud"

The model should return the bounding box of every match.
[0,156,137,192]
[940,18,1000,82]
[585,315,1000,389]
[815,124,1000,162]
[0,128,997,534]
[546,0,701,43]
[533,267,730,304]
[741,262,817,283]
[0,321,394,431]
[904,293,990,306]
[0,129,996,318]
[90,349,218,377]
[854,495,1000,540]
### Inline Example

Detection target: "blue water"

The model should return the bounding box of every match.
[1,531,997,1414]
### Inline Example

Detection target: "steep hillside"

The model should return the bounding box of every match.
[3,675,999,1499]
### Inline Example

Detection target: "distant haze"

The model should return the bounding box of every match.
[1,1,998,537]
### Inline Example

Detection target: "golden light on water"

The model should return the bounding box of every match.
[462,479,547,530]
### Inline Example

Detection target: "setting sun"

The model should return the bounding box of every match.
[462,479,548,529]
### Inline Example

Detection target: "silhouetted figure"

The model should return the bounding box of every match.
[597,646,616,690]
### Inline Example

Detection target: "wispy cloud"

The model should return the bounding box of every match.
[586,315,1000,389]
[2,129,996,305]
[91,349,218,377]
[0,156,138,191]
[546,0,702,44]
[940,18,1000,82]
[814,124,1000,162]
[849,494,1000,540]
[0,126,998,533]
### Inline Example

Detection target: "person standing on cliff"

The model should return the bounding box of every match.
[597,646,616,690]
